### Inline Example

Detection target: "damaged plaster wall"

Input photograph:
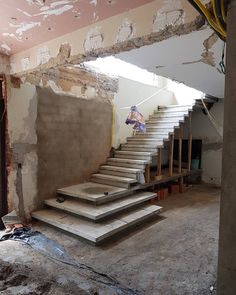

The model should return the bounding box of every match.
[7,65,117,219]
[191,101,224,186]
[0,54,10,74]
[36,87,113,204]
[7,83,38,221]
[10,0,202,74]
[113,77,176,148]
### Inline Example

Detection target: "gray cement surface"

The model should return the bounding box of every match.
[0,184,219,295]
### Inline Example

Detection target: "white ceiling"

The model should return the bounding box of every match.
[116,27,225,98]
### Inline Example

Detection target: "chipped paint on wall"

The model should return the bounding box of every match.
[26,0,45,6]
[8,0,202,74]
[90,0,97,6]
[0,43,11,55]
[84,27,104,51]
[35,4,75,19]
[116,19,135,43]
[153,0,185,32]
[21,57,30,71]
[37,46,51,65]
[182,32,218,67]
[9,22,41,39]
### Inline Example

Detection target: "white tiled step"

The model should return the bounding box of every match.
[32,204,162,244]
[100,165,143,179]
[44,191,156,221]
[91,173,137,189]
[127,137,163,144]
[57,182,129,204]
[115,150,152,161]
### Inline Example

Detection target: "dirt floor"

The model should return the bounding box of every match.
[0,184,220,295]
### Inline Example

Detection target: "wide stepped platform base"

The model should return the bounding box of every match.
[32,204,162,244]
[45,191,156,221]
[57,182,129,204]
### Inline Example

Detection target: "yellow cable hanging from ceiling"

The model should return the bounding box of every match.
[193,0,226,38]
[211,0,227,36]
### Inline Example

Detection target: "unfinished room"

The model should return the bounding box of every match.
[0,0,235,294]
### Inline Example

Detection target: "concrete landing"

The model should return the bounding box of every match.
[57,182,128,204]
[32,204,162,244]
[45,191,156,221]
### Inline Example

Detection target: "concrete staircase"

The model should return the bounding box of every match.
[32,104,193,244]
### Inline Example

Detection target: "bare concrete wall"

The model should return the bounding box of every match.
[36,87,112,204]
[191,101,224,186]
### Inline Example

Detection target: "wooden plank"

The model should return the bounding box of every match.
[45,191,156,221]
[169,134,174,176]
[179,176,184,193]
[157,147,162,176]
[145,164,150,183]
[178,124,183,173]
[188,114,192,171]
[32,205,162,244]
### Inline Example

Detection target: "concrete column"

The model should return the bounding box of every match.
[217,1,236,294]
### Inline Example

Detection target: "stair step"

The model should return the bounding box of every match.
[158,104,192,109]
[45,191,156,221]
[154,109,191,115]
[134,132,169,139]
[121,146,156,153]
[146,122,178,127]
[100,165,143,173]
[57,182,129,204]
[32,204,162,244]
[153,110,188,115]
[127,137,163,143]
[100,165,142,179]
[115,150,152,161]
[149,113,185,122]
[145,127,173,133]
[107,157,148,169]
[91,173,137,189]
[147,119,183,124]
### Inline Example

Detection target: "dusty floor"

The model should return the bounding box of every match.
[0,184,220,295]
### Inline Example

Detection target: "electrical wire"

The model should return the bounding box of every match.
[220,0,227,22]
[212,0,226,32]
[188,0,227,40]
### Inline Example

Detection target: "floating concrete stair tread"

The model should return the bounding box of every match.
[91,173,137,184]
[32,204,162,243]
[158,104,192,109]
[57,182,127,203]
[100,165,143,173]
[44,192,156,221]
[108,158,150,164]
[115,151,152,156]
[127,137,163,141]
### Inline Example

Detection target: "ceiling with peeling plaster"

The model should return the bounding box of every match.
[116,27,225,98]
[0,0,154,55]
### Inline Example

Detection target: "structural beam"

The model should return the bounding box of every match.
[217,1,236,294]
